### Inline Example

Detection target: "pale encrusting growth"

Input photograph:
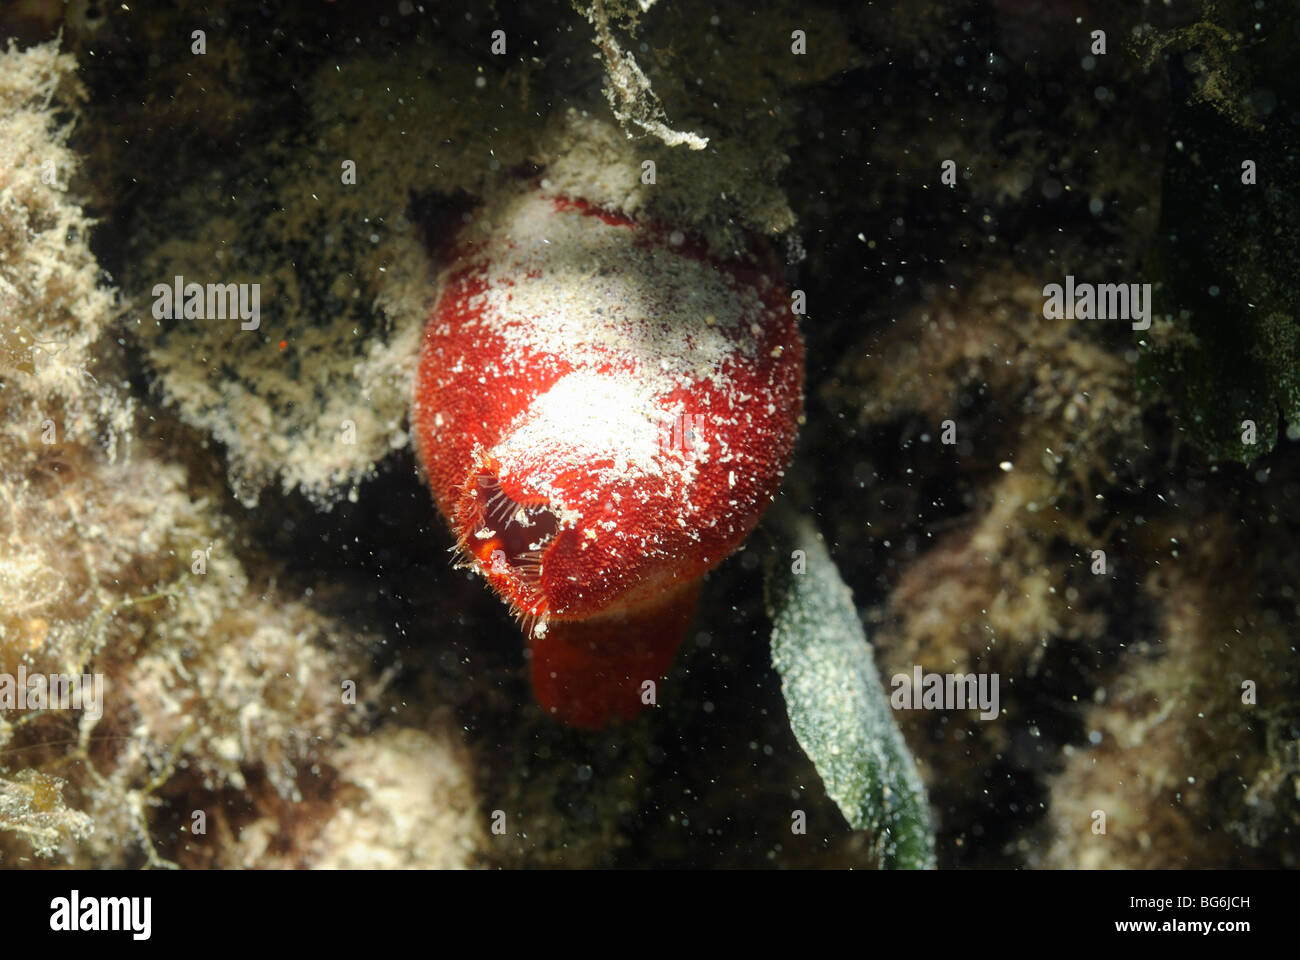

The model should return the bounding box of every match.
[1040,512,1298,869]
[0,40,483,869]
[0,39,123,859]
[0,40,126,454]
[309,726,484,870]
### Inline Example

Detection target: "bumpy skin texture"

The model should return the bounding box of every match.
[413,186,803,727]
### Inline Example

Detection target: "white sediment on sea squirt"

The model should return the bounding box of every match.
[464,190,769,389]
[419,188,792,538]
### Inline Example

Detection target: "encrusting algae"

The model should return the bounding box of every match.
[0,39,482,869]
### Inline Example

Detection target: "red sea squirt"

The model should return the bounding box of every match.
[412,186,803,728]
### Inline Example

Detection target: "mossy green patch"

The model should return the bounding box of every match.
[1139,4,1300,462]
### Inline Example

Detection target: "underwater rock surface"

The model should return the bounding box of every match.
[0,0,1297,869]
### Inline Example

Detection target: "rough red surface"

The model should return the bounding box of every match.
[412,186,803,727]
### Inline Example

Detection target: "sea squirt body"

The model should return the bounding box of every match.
[412,187,803,727]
